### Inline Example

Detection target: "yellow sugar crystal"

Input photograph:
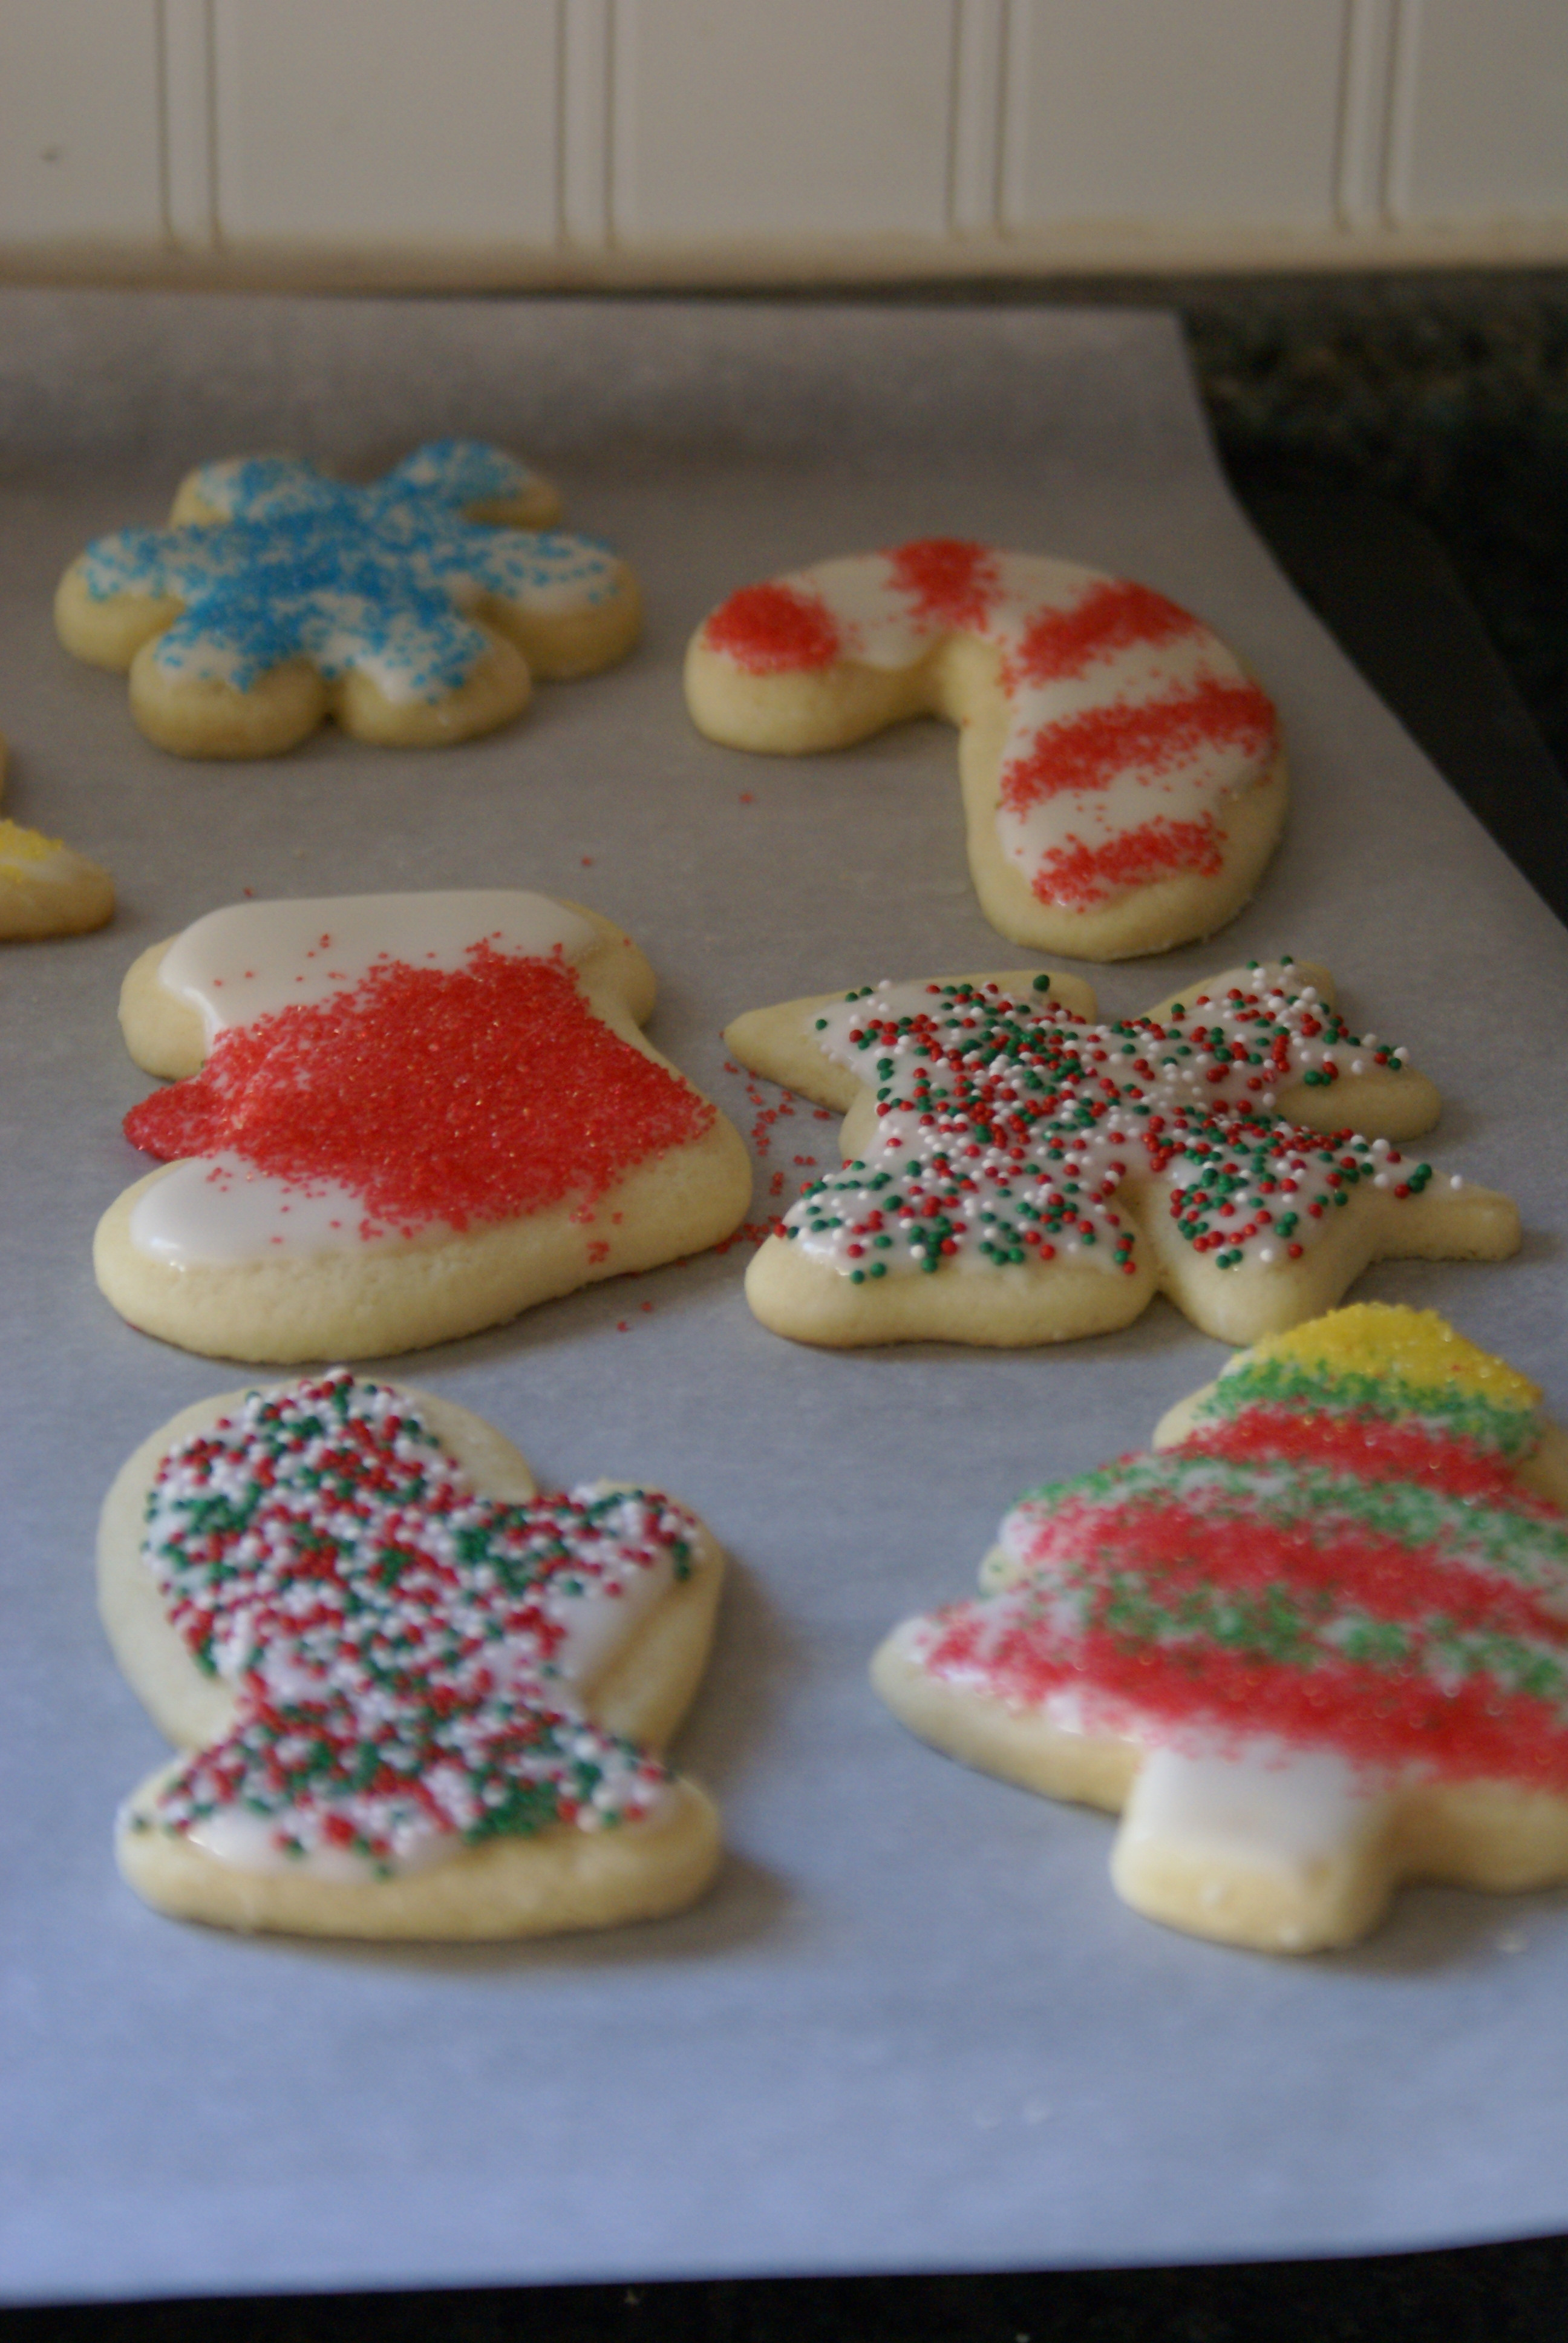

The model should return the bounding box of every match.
[1247,1302,1538,1411]
[0,818,64,871]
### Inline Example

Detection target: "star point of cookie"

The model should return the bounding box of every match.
[99,1372,725,1939]
[874,1304,1568,1953]
[725,957,1518,1351]
[55,439,639,758]
[685,542,1285,959]
[95,890,752,1362]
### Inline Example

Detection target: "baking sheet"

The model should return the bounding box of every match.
[2,292,1567,2304]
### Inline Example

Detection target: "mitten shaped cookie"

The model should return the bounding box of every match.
[101,1372,725,1938]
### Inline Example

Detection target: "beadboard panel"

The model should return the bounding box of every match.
[209,0,559,244]
[1391,0,1568,223]
[609,0,955,241]
[1003,0,1348,231]
[1,0,1567,276]
[0,0,163,241]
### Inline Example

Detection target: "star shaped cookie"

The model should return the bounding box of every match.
[724,957,1518,1348]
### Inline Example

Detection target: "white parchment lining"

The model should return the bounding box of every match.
[1,293,1566,2302]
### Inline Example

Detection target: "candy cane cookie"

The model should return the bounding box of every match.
[685,540,1285,959]
[100,1371,725,1938]
[724,957,1518,1350]
[95,891,751,1362]
[874,1305,1568,1953]
[56,440,639,757]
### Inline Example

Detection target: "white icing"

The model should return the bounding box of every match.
[1115,1740,1395,1944]
[185,1803,459,1882]
[181,1466,681,1882]
[142,1378,696,1883]
[158,890,596,1040]
[1120,1740,1388,1875]
[129,1156,379,1265]
[540,1484,683,1688]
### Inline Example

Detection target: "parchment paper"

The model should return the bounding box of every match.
[2,293,1566,2304]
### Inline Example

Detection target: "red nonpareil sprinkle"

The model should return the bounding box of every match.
[1008,578,1200,687]
[704,580,841,672]
[998,678,1278,810]
[124,943,713,1238]
[886,538,999,629]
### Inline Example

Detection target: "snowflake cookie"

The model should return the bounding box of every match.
[55,439,639,757]
[100,1371,725,1938]
[724,957,1518,1349]
[96,891,751,1361]
[874,1304,1568,1953]
[685,540,1285,960]
[0,731,113,939]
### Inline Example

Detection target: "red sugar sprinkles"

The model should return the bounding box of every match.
[125,942,714,1239]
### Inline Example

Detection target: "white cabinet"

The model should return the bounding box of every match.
[612,0,954,242]
[0,0,162,243]
[2,0,1566,277]
[1002,0,1346,232]
[1390,0,1568,224]
[209,0,559,246]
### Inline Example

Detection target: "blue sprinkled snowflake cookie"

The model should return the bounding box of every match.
[54,439,640,759]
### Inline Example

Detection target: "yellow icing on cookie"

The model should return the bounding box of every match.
[1241,1302,1540,1412]
[0,818,64,870]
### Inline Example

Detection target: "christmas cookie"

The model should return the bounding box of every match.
[874,1305,1568,1953]
[725,957,1518,1349]
[0,732,114,937]
[685,541,1284,959]
[100,1371,725,1938]
[56,440,639,757]
[96,891,752,1361]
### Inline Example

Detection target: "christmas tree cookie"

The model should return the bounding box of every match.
[874,1305,1568,1953]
